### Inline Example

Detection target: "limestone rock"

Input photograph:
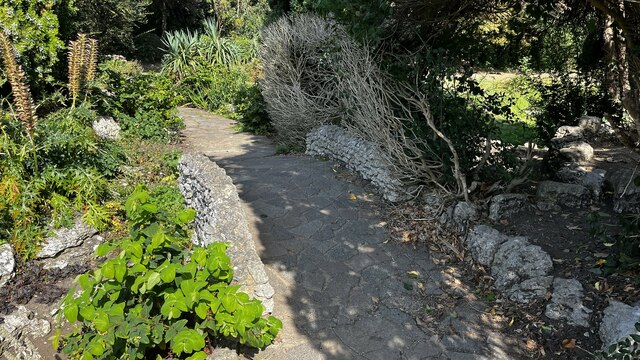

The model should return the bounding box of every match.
[578,116,603,134]
[92,116,121,140]
[536,181,591,208]
[41,235,104,270]
[0,305,50,360]
[466,225,511,267]
[440,202,479,232]
[37,220,98,259]
[545,278,591,327]
[206,347,238,360]
[556,167,606,199]
[0,244,15,288]
[558,141,594,163]
[179,153,275,314]
[606,169,640,213]
[491,237,553,303]
[599,301,640,349]
[552,126,584,146]
[488,193,529,221]
[306,125,408,202]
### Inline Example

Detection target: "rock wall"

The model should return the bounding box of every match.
[178,153,274,313]
[306,125,408,202]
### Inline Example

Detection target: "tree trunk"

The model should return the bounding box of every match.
[590,0,640,150]
[161,0,168,36]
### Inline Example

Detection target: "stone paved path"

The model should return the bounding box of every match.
[179,108,524,360]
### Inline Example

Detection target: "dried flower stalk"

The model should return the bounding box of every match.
[0,32,37,134]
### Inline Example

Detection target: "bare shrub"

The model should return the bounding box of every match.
[260,14,467,199]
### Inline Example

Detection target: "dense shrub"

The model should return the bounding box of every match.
[92,58,184,142]
[134,32,166,63]
[530,72,619,145]
[67,0,151,56]
[160,20,270,135]
[0,0,70,90]
[0,105,121,258]
[56,185,282,359]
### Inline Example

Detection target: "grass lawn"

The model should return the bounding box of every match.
[473,72,539,145]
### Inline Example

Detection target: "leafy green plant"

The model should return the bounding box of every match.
[529,72,619,145]
[55,185,282,359]
[161,29,200,78]
[0,104,122,257]
[0,0,70,91]
[92,58,184,142]
[599,322,640,359]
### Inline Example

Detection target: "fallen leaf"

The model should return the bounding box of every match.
[595,281,602,291]
[562,338,576,349]
[407,271,420,279]
[526,339,538,351]
[595,259,607,266]
[349,194,357,201]
[402,231,411,243]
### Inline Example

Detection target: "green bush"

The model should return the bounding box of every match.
[178,64,247,112]
[93,58,184,142]
[55,185,282,359]
[134,32,165,63]
[67,0,151,56]
[0,105,120,258]
[0,0,70,91]
[530,72,619,145]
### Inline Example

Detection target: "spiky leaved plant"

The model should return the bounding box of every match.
[0,31,38,135]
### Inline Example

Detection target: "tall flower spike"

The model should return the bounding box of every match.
[0,32,37,134]
[68,39,82,99]
[85,39,98,82]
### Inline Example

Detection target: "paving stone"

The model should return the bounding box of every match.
[179,107,524,360]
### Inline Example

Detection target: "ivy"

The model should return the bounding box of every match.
[55,185,281,359]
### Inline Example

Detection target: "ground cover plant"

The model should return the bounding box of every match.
[55,185,281,359]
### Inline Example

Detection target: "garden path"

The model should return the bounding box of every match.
[179,107,523,360]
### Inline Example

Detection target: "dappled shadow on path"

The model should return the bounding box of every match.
[179,108,527,360]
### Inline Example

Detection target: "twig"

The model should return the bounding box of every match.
[621,162,639,198]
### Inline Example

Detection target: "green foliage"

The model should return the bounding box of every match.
[599,322,640,359]
[160,17,269,135]
[410,53,521,184]
[229,82,272,135]
[161,19,245,80]
[0,0,69,90]
[0,105,121,257]
[133,32,166,63]
[68,0,152,56]
[56,186,282,359]
[529,72,619,145]
[178,64,247,111]
[594,212,640,276]
[92,58,184,142]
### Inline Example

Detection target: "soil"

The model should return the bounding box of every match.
[383,140,640,359]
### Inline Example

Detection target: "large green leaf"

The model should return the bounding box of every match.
[63,304,78,323]
[170,329,205,355]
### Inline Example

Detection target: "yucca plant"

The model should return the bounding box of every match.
[200,17,239,66]
[161,29,200,79]
[68,34,99,105]
[0,31,38,136]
